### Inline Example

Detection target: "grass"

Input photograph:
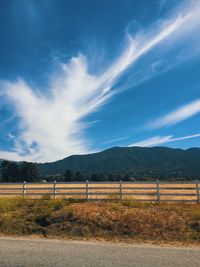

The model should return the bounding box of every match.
[0,182,198,201]
[0,198,200,244]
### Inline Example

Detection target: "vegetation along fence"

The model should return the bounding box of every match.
[0,180,200,202]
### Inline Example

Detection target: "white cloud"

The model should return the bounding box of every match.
[101,136,128,146]
[130,133,200,147]
[130,136,173,147]
[148,99,200,129]
[0,2,200,162]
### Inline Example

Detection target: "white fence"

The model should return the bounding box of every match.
[0,180,200,202]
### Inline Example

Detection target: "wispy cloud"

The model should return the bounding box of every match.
[101,136,128,146]
[0,1,200,162]
[130,133,200,147]
[147,99,200,129]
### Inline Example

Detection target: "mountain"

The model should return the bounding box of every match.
[37,146,200,180]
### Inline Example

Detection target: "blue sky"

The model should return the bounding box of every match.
[0,0,200,162]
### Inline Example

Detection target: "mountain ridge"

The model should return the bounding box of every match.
[1,146,200,180]
[36,146,200,179]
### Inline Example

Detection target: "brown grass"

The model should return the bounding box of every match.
[0,182,198,201]
[0,198,200,244]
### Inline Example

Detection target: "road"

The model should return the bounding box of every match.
[0,237,200,267]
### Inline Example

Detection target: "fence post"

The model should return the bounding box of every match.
[119,180,123,201]
[156,180,160,203]
[86,180,89,201]
[53,181,57,199]
[23,181,26,198]
[196,180,200,203]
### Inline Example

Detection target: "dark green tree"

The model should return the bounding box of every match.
[108,173,117,181]
[64,169,74,182]
[1,160,21,182]
[74,171,84,181]
[20,162,38,182]
[91,173,105,181]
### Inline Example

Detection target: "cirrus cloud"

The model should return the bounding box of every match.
[0,1,200,162]
[147,99,200,129]
[130,133,200,147]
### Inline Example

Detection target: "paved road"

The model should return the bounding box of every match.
[0,237,200,267]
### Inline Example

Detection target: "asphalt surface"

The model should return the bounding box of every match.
[0,237,200,267]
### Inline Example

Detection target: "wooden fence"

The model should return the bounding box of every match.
[0,180,200,202]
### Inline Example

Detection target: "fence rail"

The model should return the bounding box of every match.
[0,180,200,203]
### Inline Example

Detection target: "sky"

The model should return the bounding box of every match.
[0,0,200,162]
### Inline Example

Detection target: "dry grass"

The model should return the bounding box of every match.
[0,198,200,244]
[0,182,199,202]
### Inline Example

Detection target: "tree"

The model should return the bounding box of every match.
[91,173,105,181]
[74,171,84,181]
[1,160,38,182]
[20,162,38,182]
[107,172,123,181]
[91,173,98,181]
[1,160,21,182]
[64,169,74,182]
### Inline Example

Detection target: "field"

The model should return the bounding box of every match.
[0,198,200,244]
[0,181,199,202]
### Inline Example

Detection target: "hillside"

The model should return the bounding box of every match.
[37,146,200,179]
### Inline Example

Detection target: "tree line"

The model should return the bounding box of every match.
[0,161,136,183]
[62,170,137,182]
[0,160,37,182]
[0,160,194,182]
